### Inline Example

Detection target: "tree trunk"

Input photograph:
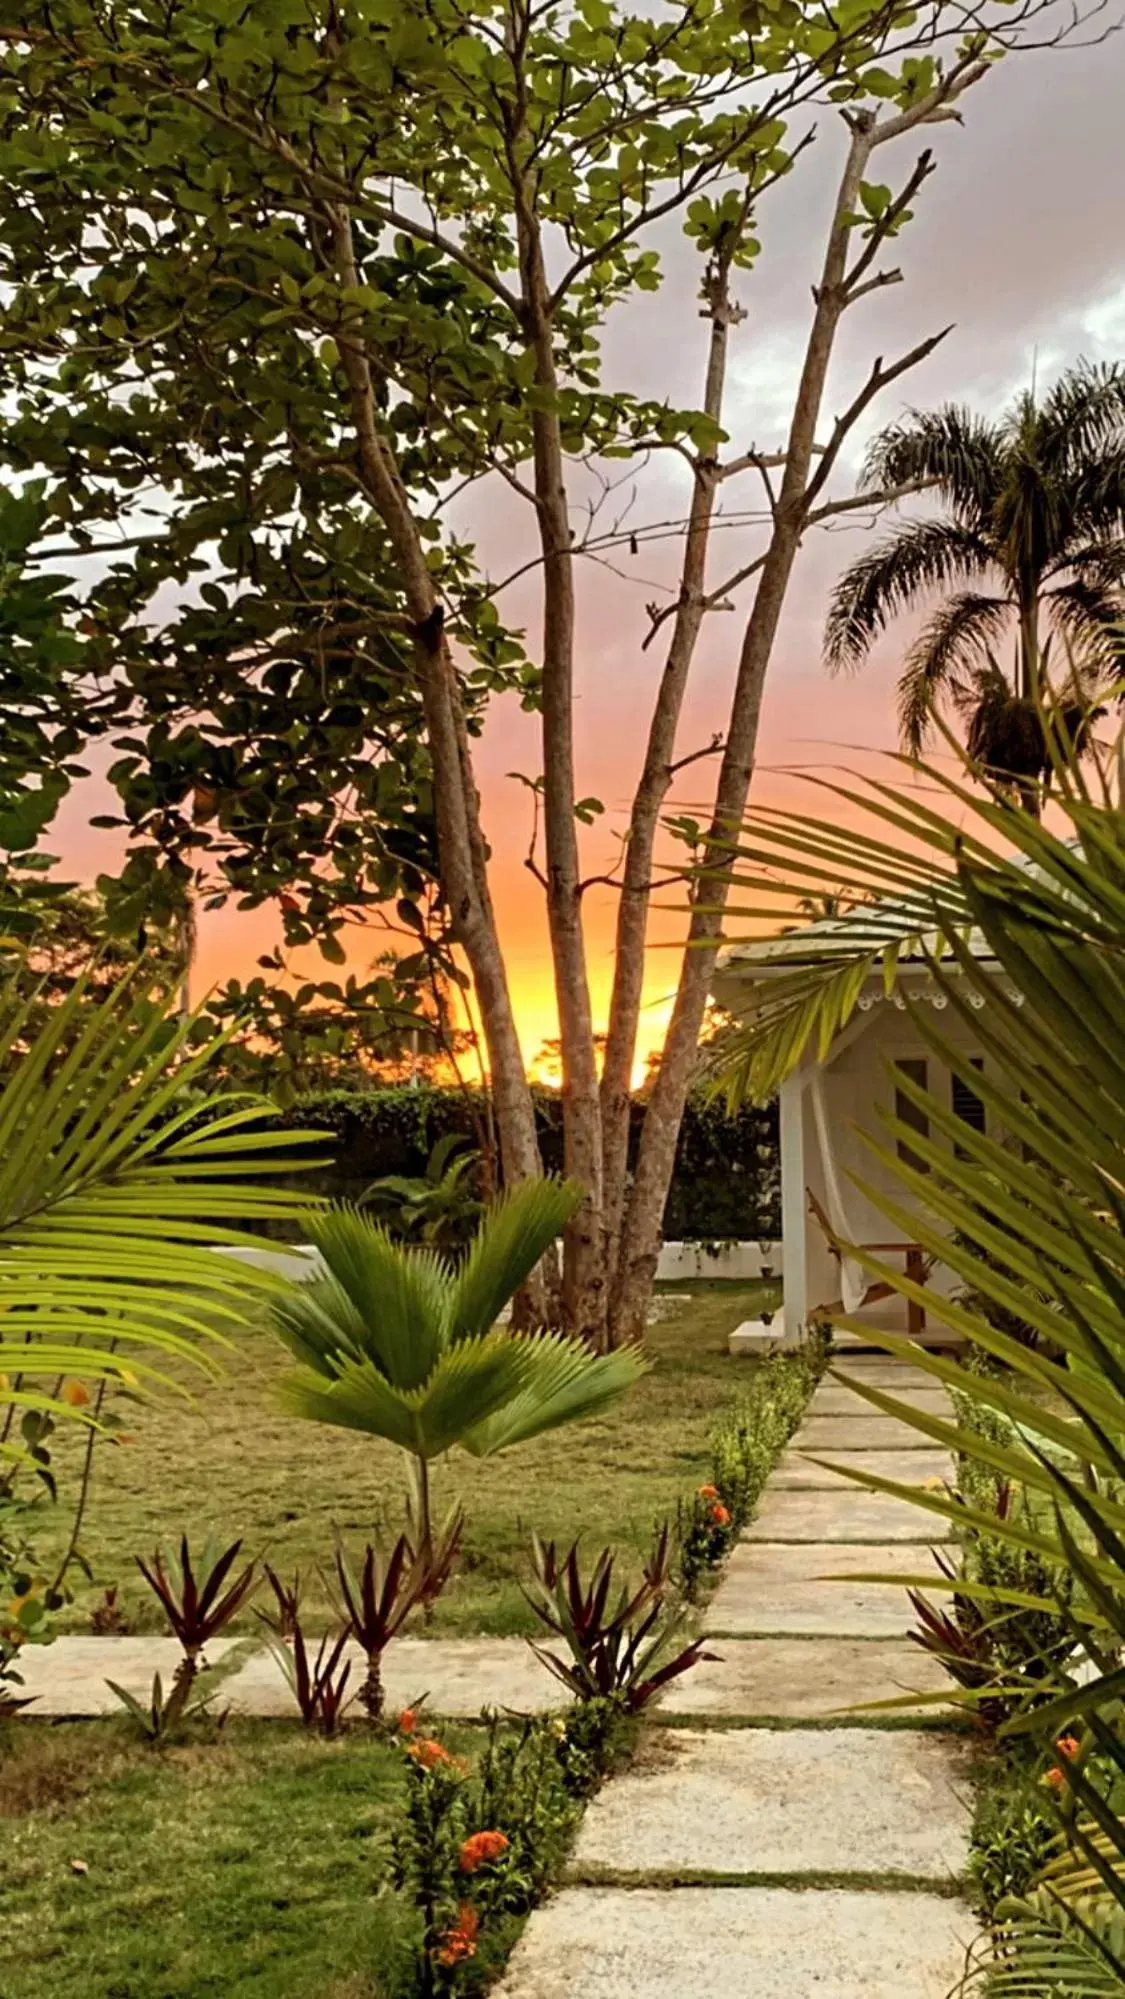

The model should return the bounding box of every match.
[513,178,606,1344]
[327,205,548,1312]
[600,254,739,1275]
[609,119,879,1345]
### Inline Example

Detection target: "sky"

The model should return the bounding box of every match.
[51,27,1125,1076]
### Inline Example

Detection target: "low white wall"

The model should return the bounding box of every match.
[219,1239,782,1285]
[656,1240,781,1282]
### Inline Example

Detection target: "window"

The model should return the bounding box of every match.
[953,1057,986,1156]
[894,1058,929,1173]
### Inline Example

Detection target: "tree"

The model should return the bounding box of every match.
[823,362,1125,780]
[0,0,1062,1345]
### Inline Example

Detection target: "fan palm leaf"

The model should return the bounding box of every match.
[268,1177,648,1538]
[0,972,326,1446]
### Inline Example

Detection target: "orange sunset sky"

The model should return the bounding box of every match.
[50,37,1124,1075]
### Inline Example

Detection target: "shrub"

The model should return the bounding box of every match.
[390,1709,587,1995]
[678,1333,827,1594]
[270,1084,780,1243]
[0,1456,61,1717]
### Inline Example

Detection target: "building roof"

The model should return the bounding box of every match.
[712,890,999,1000]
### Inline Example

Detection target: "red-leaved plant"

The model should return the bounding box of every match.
[524,1523,715,1712]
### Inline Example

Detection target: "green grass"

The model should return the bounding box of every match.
[0,1719,456,1999]
[41,1280,778,1637]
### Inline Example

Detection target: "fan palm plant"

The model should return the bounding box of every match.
[269,1179,648,1546]
[825,359,1125,779]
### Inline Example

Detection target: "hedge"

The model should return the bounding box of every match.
[272,1085,779,1242]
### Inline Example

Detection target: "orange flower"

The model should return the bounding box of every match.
[710,1503,731,1527]
[405,1736,468,1774]
[1056,1734,1081,1761]
[61,1379,91,1408]
[1045,1766,1066,1792]
[698,1484,719,1500]
[436,1903,479,1966]
[399,1708,417,1736]
[406,1737,452,1769]
[459,1830,509,1874]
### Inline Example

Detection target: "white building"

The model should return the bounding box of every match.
[712,905,1015,1351]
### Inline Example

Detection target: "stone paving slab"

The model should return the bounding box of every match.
[572,1727,972,1881]
[749,1489,952,1544]
[15,1633,561,1719]
[658,1636,953,1720]
[810,1384,953,1417]
[496,1885,977,1997]
[795,1415,945,1452]
[773,1449,953,1490]
[829,1360,951,1386]
[706,1541,938,1638]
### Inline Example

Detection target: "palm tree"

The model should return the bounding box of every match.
[825,360,1125,784]
[269,1180,648,1548]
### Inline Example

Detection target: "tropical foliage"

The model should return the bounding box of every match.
[715,736,1125,1988]
[0,971,324,1444]
[824,361,1125,777]
[269,1179,648,1544]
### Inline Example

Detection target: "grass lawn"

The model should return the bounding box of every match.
[0,1718,458,1999]
[42,1280,777,1637]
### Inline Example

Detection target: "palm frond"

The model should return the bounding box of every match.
[1039,358,1125,472]
[1047,582,1125,672]
[450,1175,583,1337]
[0,976,326,1435]
[461,1331,649,1456]
[824,519,998,673]
[861,404,1006,529]
[301,1207,452,1387]
[897,593,1012,751]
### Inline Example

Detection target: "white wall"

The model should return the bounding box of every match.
[218,1239,782,1285]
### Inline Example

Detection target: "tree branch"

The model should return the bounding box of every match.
[802,326,953,509]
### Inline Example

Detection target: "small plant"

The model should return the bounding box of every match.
[524,1524,715,1713]
[676,1485,734,1599]
[333,1514,462,1719]
[391,1708,586,1995]
[107,1535,258,1741]
[908,1489,1074,1732]
[260,1564,355,1734]
[89,1585,131,1636]
[132,1534,258,1700]
[907,1545,1023,1734]
[106,1647,252,1743]
[360,1133,485,1255]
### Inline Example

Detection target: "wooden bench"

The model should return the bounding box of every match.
[806,1187,930,1339]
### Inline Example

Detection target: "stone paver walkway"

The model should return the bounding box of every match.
[499,1356,977,1998]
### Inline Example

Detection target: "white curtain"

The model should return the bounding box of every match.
[807,1067,868,1313]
